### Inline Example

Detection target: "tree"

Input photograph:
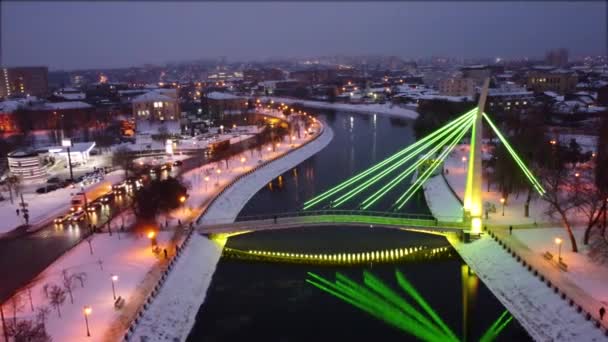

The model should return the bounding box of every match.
[5,318,51,342]
[9,293,25,326]
[73,272,88,288]
[132,177,188,227]
[48,285,66,318]
[112,146,134,179]
[3,175,22,204]
[540,164,579,252]
[61,270,76,304]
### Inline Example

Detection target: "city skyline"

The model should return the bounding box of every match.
[2,1,606,70]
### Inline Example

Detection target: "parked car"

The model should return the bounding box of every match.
[172,160,183,166]
[47,177,61,184]
[36,187,48,194]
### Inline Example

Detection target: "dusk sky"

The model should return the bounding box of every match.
[2,1,606,70]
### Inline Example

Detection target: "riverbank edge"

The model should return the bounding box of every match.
[126,121,334,341]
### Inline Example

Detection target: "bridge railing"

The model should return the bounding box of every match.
[200,209,464,227]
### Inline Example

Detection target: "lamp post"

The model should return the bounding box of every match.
[500,197,505,216]
[461,156,467,174]
[62,138,74,181]
[215,168,221,186]
[204,176,209,191]
[83,306,92,337]
[555,237,562,261]
[147,231,157,250]
[110,275,118,300]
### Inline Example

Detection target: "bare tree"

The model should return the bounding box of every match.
[61,270,76,304]
[35,306,51,330]
[73,272,88,288]
[48,285,66,318]
[26,286,35,312]
[540,165,579,252]
[41,284,51,300]
[9,293,25,326]
[112,146,134,179]
[5,318,51,342]
[3,175,21,204]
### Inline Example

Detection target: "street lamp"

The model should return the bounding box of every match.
[83,306,92,337]
[500,197,506,216]
[554,237,563,261]
[110,275,118,300]
[204,176,210,191]
[179,195,187,203]
[62,138,74,181]
[147,231,157,250]
[461,156,467,173]
[216,168,221,185]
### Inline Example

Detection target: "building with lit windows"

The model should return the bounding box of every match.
[7,150,48,182]
[486,86,535,113]
[0,67,49,98]
[527,67,578,95]
[438,77,475,96]
[132,90,180,121]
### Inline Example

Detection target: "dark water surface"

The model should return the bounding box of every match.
[188,111,531,342]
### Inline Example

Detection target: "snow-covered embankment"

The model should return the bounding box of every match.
[129,123,334,341]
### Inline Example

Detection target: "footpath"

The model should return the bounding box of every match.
[425,145,608,340]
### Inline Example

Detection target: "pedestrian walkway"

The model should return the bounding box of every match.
[450,234,607,341]
[489,227,608,335]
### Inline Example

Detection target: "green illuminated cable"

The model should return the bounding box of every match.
[302,109,477,209]
[362,272,459,342]
[309,272,452,342]
[479,311,509,342]
[482,113,545,194]
[482,113,544,194]
[395,270,458,341]
[359,115,474,209]
[332,116,474,208]
[393,119,473,210]
[339,114,475,208]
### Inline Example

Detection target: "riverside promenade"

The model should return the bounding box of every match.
[127,121,334,341]
[426,145,608,340]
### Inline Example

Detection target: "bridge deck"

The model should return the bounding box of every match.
[198,214,467,235]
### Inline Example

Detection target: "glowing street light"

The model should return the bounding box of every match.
[554,237,563,261]
[240,156,246,164]
[83,306,92,337]
[500,197,506,216]
[216,168,221,185]
[110,275,118,300]
[204,176,210,191]
[461,155,467,173]
[147,231,157,250]
[179,195,187,203]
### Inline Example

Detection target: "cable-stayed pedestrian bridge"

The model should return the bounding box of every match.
[198,210,467,236]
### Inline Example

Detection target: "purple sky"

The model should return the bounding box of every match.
[2,1,606,70]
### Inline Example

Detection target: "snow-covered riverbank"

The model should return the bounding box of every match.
[263,96,419,119]
[128,122,333,341]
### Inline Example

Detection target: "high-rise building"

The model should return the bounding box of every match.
[0,66,49,98]
[545,48,569,67]
[438,77,475,96]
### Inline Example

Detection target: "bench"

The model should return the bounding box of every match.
[114,296,125,309]
[558,260,568,272]
[543,251,554,260]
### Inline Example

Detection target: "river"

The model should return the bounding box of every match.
[187,110,531,341]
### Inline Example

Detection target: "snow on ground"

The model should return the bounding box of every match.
[0,231,173,342]
[514,227,608,305]
[430,143,608,339]
[200,123,334,224]
[0,170,125,235]
[263,96,419,119]
[422,174,463,222]
[130,122,333,341]
[443,144,558,226]
[452,236,606,342]
[128,234,225,342]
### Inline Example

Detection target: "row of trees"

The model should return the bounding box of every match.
[1,270,88,341]
[487,107,608,254]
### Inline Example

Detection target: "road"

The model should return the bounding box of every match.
[0,124,279,303]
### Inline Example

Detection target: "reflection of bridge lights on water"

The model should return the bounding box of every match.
[222,245,453,265]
